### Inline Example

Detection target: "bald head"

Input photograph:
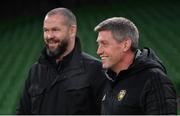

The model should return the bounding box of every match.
[45,8,77,27]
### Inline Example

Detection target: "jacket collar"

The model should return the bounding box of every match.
[38,37,84,72]
[105,49,142,83]
[105,47,167,84]
[35,37,85,93]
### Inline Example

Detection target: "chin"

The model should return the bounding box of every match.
[102,65,108,69]
[48,47,57,53]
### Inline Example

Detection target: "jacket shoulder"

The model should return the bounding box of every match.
[81,52,101,65]
[140,68,177,114]
[145,67,171,84]
[26,61,47,83]
[81,52,105,78]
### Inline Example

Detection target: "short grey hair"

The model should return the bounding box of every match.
[46,7,77,26]
[94,17,139,52]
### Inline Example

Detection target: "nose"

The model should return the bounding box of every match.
[45,31,55,40]
[97,46,103,56]
[47,33,54,39]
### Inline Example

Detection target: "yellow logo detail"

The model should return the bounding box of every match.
[117,90,126,101]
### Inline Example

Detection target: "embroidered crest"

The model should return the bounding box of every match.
[117,90,126,101]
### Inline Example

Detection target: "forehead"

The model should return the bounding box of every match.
[97,30,114,41]
[44,14,66,26]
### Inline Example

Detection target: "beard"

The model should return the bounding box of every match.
[46,39,68,59]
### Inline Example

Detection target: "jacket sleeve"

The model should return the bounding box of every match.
[16,70,32,114]
[140,69,177,115]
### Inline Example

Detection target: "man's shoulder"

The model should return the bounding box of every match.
[140,67,172,87]
[81,52,102,69]
[28,61,46,72]
[81,52,101,63]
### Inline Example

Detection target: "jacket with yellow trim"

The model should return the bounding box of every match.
[101,48,177,115]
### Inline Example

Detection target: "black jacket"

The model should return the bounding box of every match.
[16,38,106,114]
[101,48,177,115]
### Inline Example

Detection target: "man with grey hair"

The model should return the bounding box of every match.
[16,7,106,114]
[95,17,177,114]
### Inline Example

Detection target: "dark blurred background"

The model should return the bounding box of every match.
[0,0,121,20]
[0,0,180,114]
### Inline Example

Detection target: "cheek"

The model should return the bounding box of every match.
[43,32,48,37]
[43,33,48,41]
[110,49,122,62]
[107,46,120,57]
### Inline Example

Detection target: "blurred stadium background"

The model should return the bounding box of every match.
[0,0,180,114]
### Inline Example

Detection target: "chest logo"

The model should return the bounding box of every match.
[117,90,126,101]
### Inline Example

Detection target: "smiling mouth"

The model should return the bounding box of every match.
[47,39,59,43]
[46,41,59,51]
[101,57,105,60]
[100,56,107,60]
[48,43,58,48]
[47,39,60,46]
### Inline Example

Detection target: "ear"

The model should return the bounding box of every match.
[122,37,132,52]
[69,25,77,38]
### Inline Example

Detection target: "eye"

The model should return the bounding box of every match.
[52,28,60,32]
[43,28,48,32]
[97,41,109,47]
[101,41,109,47]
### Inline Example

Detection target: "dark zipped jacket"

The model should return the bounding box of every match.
[101,48,177,115]
[16,37,106,114]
